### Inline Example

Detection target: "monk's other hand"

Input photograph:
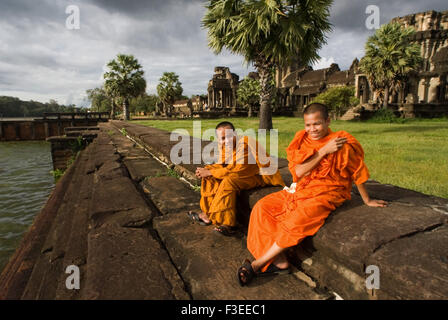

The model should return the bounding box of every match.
[364,199,388,207]
[197,167,212,178]
[321,137,347,155]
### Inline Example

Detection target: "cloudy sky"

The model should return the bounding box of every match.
[0,0,446,107]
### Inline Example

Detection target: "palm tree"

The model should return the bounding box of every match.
[156,72,183,115]
[202,0,332,129]
[103,82,119,120]
[359,23,422,108]
[103,54,146,120]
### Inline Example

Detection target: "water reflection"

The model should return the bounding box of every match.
[0,141,54,272]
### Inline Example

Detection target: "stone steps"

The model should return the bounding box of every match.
[0,146,79,299]
[340,109,358,121]
[21,143,90,299]
[54,142,95,299]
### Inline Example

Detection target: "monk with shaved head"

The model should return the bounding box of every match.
[238,103,388,285]
[190,121,284,236]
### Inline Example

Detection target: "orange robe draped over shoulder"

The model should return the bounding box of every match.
[200,136,284,227]
[247,129,369,271]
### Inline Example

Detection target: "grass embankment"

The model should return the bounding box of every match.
[133,117,448,199]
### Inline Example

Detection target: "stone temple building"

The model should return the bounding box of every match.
[275,10,448,118]
[276,60,358,113]
[354,10,448,117]
[207,66,239,110]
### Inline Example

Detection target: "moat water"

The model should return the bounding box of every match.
[0,141,55,273]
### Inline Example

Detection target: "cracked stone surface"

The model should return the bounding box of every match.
[367,224,448,299]
[140,176,201,215]
[84,223,189,300]
[153,211,329,300]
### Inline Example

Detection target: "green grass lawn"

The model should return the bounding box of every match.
[133,117,448,199]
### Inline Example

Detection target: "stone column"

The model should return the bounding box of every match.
[428,77,440,103]
[418,78,426,103]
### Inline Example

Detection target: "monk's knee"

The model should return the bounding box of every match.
[219,177,239,191]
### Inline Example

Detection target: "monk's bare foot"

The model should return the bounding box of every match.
[197,212,211,224]
[213,225,237,236]
[250,260,262,273]
[272,252,290,269]
[187,211,211,225]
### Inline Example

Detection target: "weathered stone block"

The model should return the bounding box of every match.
[84,224,189,300]
[140,176,200,215]
[153,212,328,300]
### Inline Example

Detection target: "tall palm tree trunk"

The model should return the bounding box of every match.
[383,86,390,109]
[123,98,130,121]
[110,98,116,120]
[257,59,273,130]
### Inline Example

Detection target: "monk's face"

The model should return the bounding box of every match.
[304,112,330,140]
[216,126,236,148]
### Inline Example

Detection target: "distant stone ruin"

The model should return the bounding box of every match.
[276,10,448,119]
[207,66,239,110]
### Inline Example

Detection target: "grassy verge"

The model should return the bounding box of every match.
[133,117,448,199]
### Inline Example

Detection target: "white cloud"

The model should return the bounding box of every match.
[312,57,336,70]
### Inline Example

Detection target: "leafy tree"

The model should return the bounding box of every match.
[130,94,159,115]
[103,54,146,120]
[86,87,111,112]
[359,22,422,108]
[237,76,261,117]
[202,0,332,129]
[156,72,183,115]
[312,86,359,119]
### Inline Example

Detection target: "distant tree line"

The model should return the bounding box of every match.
[87,53,188,120]
[0,96,80,117]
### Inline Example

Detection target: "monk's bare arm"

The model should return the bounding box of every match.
[357,183,388,207]
[295,137,347,180]
[294,150,328,180]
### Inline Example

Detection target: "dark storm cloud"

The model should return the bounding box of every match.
[318,0,447,70]
[0,0,446,105]
[86,0,205,17]
[330,0,447,31]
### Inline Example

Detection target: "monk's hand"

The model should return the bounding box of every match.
[364,199,388,207]
[196,167,212,178]
[321,137,347,155]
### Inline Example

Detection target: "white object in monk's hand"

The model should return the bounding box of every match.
[284,182,297,194]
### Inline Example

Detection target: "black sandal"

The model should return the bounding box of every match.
[213,225,237,236]
[187,211,211,226]
[258,264,291,277]
[237,259,256,286]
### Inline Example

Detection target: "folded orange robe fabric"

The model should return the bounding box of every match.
[247,129,369,271]
[201,136,285,226]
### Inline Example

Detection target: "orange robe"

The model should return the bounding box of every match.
[247,129,369,271]
[201,136,285,227]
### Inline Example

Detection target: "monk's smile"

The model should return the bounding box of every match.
[304,112,331,140]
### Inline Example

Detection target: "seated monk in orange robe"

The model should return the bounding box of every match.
[191,121,285,236]
[237,103,388,286]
